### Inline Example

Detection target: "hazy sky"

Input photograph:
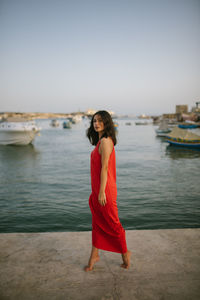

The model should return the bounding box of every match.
[0,0,200,115]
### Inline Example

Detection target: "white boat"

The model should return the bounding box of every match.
[0,117,41,145]
[68,115,82,124]
[135,121,149,125]
[156,120,172,137]
[50,119,59,127]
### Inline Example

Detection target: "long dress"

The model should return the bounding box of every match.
[89,139,127,254]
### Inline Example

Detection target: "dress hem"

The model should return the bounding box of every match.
[92,243,127,254]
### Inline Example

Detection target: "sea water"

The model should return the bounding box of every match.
[0,118,200,232]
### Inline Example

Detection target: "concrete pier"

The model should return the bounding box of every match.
[0,229,200,300]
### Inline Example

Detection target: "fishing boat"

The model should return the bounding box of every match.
[155,120,171,137]
[178,123,199,129]
[68,115,82,124]
[63,120,72,129]
[50,119,59,127]
[165,127,200,149]
[114,122,119,131]
[0,117,40,145]
[135,121,149,125]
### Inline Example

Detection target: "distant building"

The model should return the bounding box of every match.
[138,114,151,119]
[162,113,177,120]
[108,110,115,116]
[85,109,115,116]
[176,105,188,114]
[85,109,97,116]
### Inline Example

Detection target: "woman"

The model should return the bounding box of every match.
[84,110,131,271]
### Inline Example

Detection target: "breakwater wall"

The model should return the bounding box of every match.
[0,229,200,300]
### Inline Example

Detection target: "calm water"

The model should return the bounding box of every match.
[0,118,200,233]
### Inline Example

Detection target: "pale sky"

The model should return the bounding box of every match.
[0,0,200,115]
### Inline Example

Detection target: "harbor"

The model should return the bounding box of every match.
[0,229,200,300]
[0,114,200,233]
[1,104,200,147]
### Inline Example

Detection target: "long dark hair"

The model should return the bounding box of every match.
[86,110,117,146]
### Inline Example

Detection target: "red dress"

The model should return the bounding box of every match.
[89,139,127,254]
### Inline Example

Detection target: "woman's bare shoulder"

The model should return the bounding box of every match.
[99,137,113,154]
[101,137,113,146]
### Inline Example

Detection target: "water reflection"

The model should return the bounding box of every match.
[155,136,168,143]
[165,145,200,160]
[0,144,40,162]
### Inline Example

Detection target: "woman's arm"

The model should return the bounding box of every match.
[98,137,113,206]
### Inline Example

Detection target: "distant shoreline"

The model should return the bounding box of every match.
[0,111,86,120]
[0,111,150,120]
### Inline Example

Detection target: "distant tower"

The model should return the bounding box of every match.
[196,101,200,109]
[176,105,188,114]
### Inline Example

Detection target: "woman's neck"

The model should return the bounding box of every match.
[98,131,104,139]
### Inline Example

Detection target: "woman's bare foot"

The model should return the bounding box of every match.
[84,255,100,271]
[84,246,100,272]
[121,250,131,269]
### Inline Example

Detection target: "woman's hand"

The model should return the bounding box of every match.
[98,191,107,206]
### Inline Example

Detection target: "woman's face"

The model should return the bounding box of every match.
[93,114,105,134]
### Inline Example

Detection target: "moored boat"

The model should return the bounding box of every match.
[135,121,149,125]
[178,123,199,129]
[63,120,72,129]
[165,127,200,149]
[68,115,82,124]
[50,119,59,127]
[0,117,40,145]
[156,120,172,137]
[114,121,119,131]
